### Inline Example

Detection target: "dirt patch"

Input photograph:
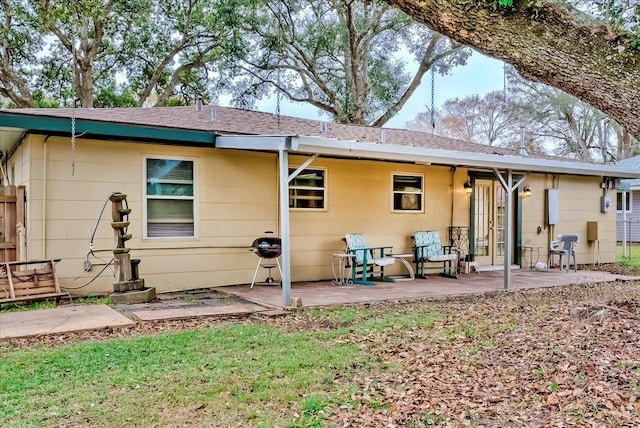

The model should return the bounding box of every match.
[111,287,253,319]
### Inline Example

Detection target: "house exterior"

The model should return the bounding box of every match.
[616,155,640,242]
[0,105,638,303]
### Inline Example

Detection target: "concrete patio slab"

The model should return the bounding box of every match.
[2,268,638,340]
[131,303,268,321]
[0,304,135,340]
[221,269,640,309]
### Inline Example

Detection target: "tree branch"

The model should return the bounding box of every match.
[384,0,640,139]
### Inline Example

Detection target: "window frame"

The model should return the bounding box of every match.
[617,190,633,213]
[143,155,198,239]
[288,167,327,211]
[391,173,424,213]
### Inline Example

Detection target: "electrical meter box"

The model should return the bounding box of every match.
[601,196,612,213]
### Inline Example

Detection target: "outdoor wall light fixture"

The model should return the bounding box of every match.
[463,179,472,195]
[523,186,532,198]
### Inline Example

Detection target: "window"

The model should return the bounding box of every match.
[393,174,423,212]
[289,168,326,209]
[617,191,632,213]
[145,157,195,238]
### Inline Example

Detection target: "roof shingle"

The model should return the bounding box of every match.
[4,105,563,161]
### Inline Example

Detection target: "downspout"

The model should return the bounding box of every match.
[278,149,291,306]
[450,167,456,233]
[43,138,47,258]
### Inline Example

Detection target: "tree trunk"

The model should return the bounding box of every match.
[0,66,34,107]
[384,0,640,140]
[79,61,94,108]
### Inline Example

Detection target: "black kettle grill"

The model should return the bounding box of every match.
[250,231,282,287]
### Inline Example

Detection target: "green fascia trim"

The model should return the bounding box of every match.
[0,113,215,146]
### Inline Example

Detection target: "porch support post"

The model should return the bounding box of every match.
[504,171,513,290]
[279,149,291,306]
[623,190,628,258]
[493,169,527,290]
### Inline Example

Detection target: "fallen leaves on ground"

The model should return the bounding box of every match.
[2,277,640,427]
[326,282,640,427]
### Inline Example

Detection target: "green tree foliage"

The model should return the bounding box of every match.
[94,83,136,107]
[0,0,39,107]
[122,0,249,107]
[231,0,470,126]
[37,0,133,107]
[0,0,251,108]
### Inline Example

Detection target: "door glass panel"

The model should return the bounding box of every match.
[474,184,490,257]
[496,185,505,257]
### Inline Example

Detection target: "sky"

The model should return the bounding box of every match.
[251,52,506,129]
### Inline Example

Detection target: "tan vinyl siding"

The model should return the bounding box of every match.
[19,135,279,294]
[288,156,469,281]
[12,134,619,295]
[521,174,616,266]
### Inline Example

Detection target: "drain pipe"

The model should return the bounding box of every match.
[450,167,456,231]
[42,138,48,258]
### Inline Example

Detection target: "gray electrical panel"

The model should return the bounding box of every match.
[546,189,559,225]
[600,196,612,213]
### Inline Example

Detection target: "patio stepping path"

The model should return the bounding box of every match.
[0,304,134,339]
[130,303,267,321]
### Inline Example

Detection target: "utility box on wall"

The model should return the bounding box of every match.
[546,189,560,225]
[601,196,612,213]
[587,221,599,241]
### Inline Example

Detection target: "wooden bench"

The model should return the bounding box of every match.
[0,259,69,305]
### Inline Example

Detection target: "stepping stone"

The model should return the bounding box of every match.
[0,304,134,339]
[131,304,267,321]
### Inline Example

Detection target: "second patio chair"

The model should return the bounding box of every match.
[412,230,458,279]
[547,234,578,272]
[343,233,396,286]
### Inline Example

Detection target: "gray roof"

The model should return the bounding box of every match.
[617,155,640,188]
[2,105,556,159]
[2,105,640,179]
[617,155,640,168]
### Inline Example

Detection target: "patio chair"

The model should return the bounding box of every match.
[412,230,458,279]
[343,233,396,286]
[547,234,578,272]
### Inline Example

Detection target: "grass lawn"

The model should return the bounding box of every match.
[617,243,640,266]
[0,307,439,427]
[2,266,639,426]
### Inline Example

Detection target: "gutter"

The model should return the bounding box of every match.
[216,134,640,179]
[291,136,640,178]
